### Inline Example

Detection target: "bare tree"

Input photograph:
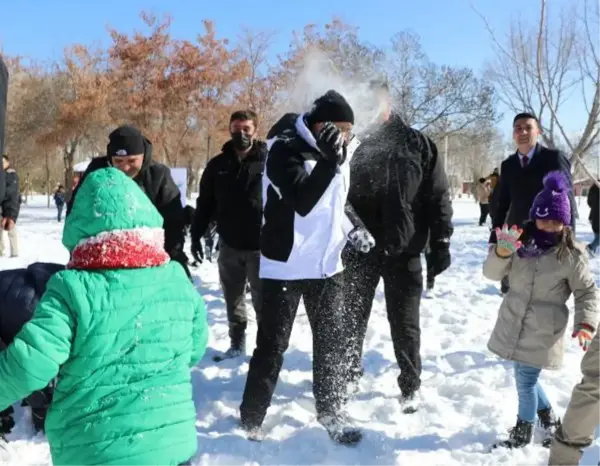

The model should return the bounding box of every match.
[477,0,599,170]
[386,31,498,134]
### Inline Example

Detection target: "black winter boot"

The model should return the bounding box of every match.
[223,333,246,359]
[538,408,561,448]
[0,407,15,435]
[317,411,362,446]
[492,419,533,450]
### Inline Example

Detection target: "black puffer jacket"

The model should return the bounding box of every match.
[67,137,186,265]
[2,168,19,220]
[192,140,267,251]
[348,114,453,256]
[0,262,65,345]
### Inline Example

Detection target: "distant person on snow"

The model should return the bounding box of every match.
[0,168,208,465]
[0,56,8,204]
[487,169,500,224]
[483,171,598,450]
[342,80,453,410]
[191,110,267,361]
[67,125,190,276]
[0,155,19,257]
[476,177,491,226]
[53,185,66,222]
[586,181,599,256]
[490,112,576,294]
[240,91,374,446]
[0,262,65,435]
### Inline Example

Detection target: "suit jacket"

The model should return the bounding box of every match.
[490,144,576,242]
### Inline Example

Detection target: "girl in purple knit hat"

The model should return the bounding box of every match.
[483,171,599,451]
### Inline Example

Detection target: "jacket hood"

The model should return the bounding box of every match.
[266,113,299,141]
[62,167,165,251]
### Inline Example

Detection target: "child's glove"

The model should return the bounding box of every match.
[348,227,375,253]
[494,224,523,257]
[572,324,594,352]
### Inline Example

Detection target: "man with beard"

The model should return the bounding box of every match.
[343,80,453,411]
[490,112,575,293]
[191,110,267,361]
[0,56,8,203]
[240,91,374,446]
[67,124,188,276]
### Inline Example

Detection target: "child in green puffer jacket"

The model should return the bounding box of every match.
[0,167,209,466]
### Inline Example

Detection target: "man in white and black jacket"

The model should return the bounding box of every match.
[239,91,374,446]
[343,81,453,409]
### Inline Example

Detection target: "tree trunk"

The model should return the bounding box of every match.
[45,151,51,208]
[186,157,195,199]
[63,138,79,200]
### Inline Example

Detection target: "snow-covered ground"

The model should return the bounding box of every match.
[1,196,598,466]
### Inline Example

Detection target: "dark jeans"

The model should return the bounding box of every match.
[342,248,423,395]
[57,204,64,222]
[217,241,262,344]
[479,203,489,225]
[240,274,347,428]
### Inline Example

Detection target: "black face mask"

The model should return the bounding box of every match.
[231,132,252,151]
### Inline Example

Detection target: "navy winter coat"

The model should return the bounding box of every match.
[0,262,65,345]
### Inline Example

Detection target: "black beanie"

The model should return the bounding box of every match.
[107,125,145,157]
[305,90,354,126]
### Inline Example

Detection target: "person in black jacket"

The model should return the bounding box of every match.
[240,91,374,446]
[0,56,7,204]
[587,182,599,255]
[342,80,453,409]
[53,185,66,222]
[490,112,576,293]
[67,125,189,276]
[0,155,19,257]
[191,110,266,360]
[0,262,65,434]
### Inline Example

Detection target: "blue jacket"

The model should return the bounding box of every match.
[0,262,65,344]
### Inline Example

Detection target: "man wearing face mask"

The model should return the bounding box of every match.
[191,110,267,361]
[342,80,453,411]
[239,90,374,446]
[67,125,189,276]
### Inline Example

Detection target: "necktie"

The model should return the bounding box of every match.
[521,155,529,168]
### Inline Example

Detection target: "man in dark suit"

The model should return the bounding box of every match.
[490,112,576,292]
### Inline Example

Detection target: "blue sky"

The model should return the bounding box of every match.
[0,0,584,139]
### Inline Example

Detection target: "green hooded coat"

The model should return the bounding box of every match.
[0,167,208,465]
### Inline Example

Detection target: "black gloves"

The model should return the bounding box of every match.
[428,238,451,277]
[316,122,346,166]
[191,240,204,264]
